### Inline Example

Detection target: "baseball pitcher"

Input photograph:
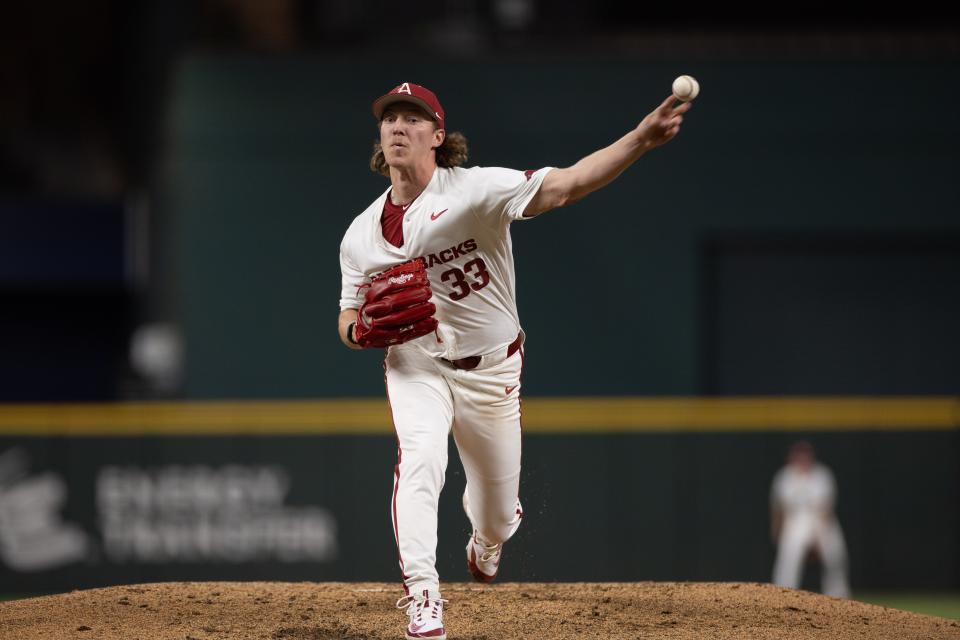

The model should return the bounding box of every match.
[337,81,691,640]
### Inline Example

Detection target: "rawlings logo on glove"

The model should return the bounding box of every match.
[353,259,438,349]
[388,273,415,286]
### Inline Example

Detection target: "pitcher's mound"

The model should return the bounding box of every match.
[1,581,957,640]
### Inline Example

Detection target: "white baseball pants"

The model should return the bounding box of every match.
[773,513,851,598]
[384,342,524,596]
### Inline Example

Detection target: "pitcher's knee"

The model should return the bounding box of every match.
[479,502,523,544]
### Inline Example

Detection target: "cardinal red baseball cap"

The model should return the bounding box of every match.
[372,82,445,129]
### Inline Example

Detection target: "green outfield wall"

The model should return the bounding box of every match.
[161,56,960,399]
[90,54,960,594]
[0,398,956,592]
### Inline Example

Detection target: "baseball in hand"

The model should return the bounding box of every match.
[672,75,700,102]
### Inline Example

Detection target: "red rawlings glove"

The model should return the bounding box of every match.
[353,259,438,348]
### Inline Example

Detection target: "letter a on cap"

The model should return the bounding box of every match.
[396,82,412,95]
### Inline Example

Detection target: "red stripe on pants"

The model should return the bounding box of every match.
[384,357,410,594]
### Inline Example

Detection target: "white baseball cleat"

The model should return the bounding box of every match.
[466,531,502,583]
[462,489,515,583]
[396,590,447,640]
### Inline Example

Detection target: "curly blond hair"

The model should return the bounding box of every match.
[369,131,469,177]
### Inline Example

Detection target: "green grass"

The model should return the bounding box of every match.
[0,594,45,602]
[855,592,960,620]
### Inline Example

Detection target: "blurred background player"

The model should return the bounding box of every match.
[770,441,851,598]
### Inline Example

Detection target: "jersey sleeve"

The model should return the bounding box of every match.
[770,470,785,509]
[339,241,367,311]
[469,166,554,224]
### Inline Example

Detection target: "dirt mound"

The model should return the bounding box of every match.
[2,581,957,640]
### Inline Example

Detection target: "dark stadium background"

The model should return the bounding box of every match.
[0,0,958,619]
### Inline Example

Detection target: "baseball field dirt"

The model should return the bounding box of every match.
[2,581,958,640]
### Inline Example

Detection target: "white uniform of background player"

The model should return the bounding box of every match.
[337,82,691,640]
[770,441,851,598]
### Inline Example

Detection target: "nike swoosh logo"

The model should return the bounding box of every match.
[409,622,426,632]
[430,209,448,221]
[505,385,517,395]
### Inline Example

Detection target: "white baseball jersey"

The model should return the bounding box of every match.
[339,165,553,360]
[770,463,836,515]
